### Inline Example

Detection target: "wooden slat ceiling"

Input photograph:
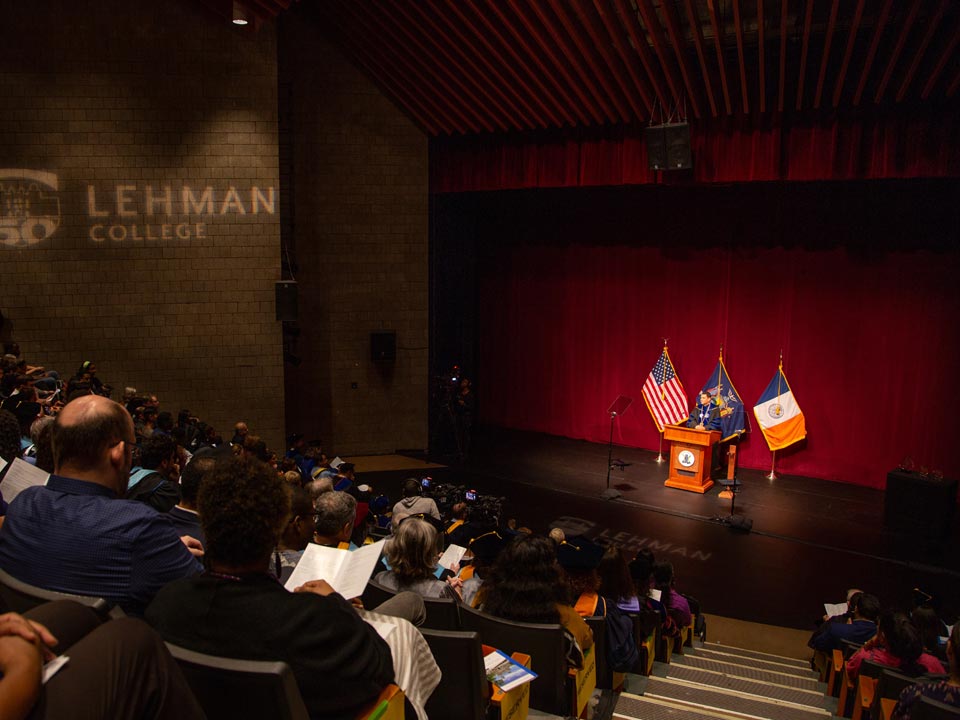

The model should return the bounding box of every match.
[297,0,960,137]
[222,1,958,137]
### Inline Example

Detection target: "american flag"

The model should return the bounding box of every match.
[641,348,688,431]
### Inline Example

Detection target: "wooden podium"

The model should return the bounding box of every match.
[663,425,720,493]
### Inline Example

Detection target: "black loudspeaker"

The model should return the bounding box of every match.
[665,123,692,169]
[275,281,298,322]
[645,125,667,170]
[370,331,396,364]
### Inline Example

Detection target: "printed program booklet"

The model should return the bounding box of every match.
[483,649,537,693]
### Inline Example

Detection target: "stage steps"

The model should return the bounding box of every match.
[614,638,832,720]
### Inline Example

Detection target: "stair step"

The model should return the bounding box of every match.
[615,692,752,720]
[702,642,811,669]
[696,647,819,679]
[643,678,831,720]
[674,655,822,692]
[664,665,827,709]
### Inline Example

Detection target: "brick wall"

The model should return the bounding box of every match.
[280,11,429,455]
[0,0,284,447]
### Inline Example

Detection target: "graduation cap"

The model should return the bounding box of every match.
[557,536,604,571]
[468,530,506,562]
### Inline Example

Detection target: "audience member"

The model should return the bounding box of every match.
[146,456,401,720]
[168,454,215,546]
[0,395,202,614]
[558,537,607,617]
[893,622,960,720]
[911,606,948,661]
[460,530,505,608]
[282,469,302,487]
[376,518,460,599]
[809,592,880,652]
[629,551,680,639]
[0,601,203,719]
[230,421,248,446]
[598,545,638,612]
[846,611,946,681]
[480,534,593,668]
[391,478,440,529]
[126,433,181,513]
[653,561,692,628]
[276,487,318,582]
[313,491,357,549]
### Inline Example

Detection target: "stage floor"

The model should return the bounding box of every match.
[399,426,960,630]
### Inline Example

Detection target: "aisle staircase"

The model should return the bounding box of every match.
[614,641,835,720]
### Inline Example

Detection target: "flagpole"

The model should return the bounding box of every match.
[656,430,664,463]
[767,450,777,480]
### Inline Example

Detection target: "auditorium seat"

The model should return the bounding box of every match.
[0,566,118,620]
[852,660,889,720]
[912,696,960,720]
[873,667,922,720]
[459,603,572,716]
[361,577,461,630]
[420,628,490,720]
[165,642,309,720]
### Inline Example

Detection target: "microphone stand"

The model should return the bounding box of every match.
[602,411,621,500]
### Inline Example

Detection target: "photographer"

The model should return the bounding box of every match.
[391,478,441,530]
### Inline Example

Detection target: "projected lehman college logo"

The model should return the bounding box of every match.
[0,169,61,247]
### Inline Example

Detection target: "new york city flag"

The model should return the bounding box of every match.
[700,356,748,442]
[753,365,806,451]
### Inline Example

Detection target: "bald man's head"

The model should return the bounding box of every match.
[53,395,134,473]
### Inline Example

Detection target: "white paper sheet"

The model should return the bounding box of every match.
[284,539,383,599]
[42,655,69,684]
[1,457,49,503]
[438,544,466,570]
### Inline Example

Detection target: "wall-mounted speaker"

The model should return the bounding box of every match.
[275,281,298,322]
[645,123,692,170]
[645,125,667,170]
[665,123,692,170]
[370,331,396,364]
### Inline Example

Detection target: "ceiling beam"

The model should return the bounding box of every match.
[372,4,495,132]
[314,5,445,134]
[874,0,921,104]
[546,0,632,122]
[853,0,894,106]
[591,0,656,118]
[392,3,517,130]
[831,0,865,107]
[896,0,948,103]
[528,0,619,123]
[461,0,567,127]
[732,0,749,114]
[507,0,604,124]
[778,0,788,113]
[659,0,702,118]
[795,0,814,110]
[706,0,732,115]
[683,0,717,117]
[757,0,766,113]
[613,0,671,116]
[635,0,685,111]
[568,0,650,119]
[442,0,551,128]
[948,65,960,98]
[333,1,471,133]
[922,14,960,99]
[813,0,840,109]
[486,1,589,125]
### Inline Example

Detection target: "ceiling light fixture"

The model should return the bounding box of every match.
[232,1,249,25]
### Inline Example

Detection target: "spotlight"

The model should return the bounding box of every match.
[232,1,249,25]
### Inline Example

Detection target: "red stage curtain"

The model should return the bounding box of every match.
[476,243,960,488]
[430,114,960,192]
